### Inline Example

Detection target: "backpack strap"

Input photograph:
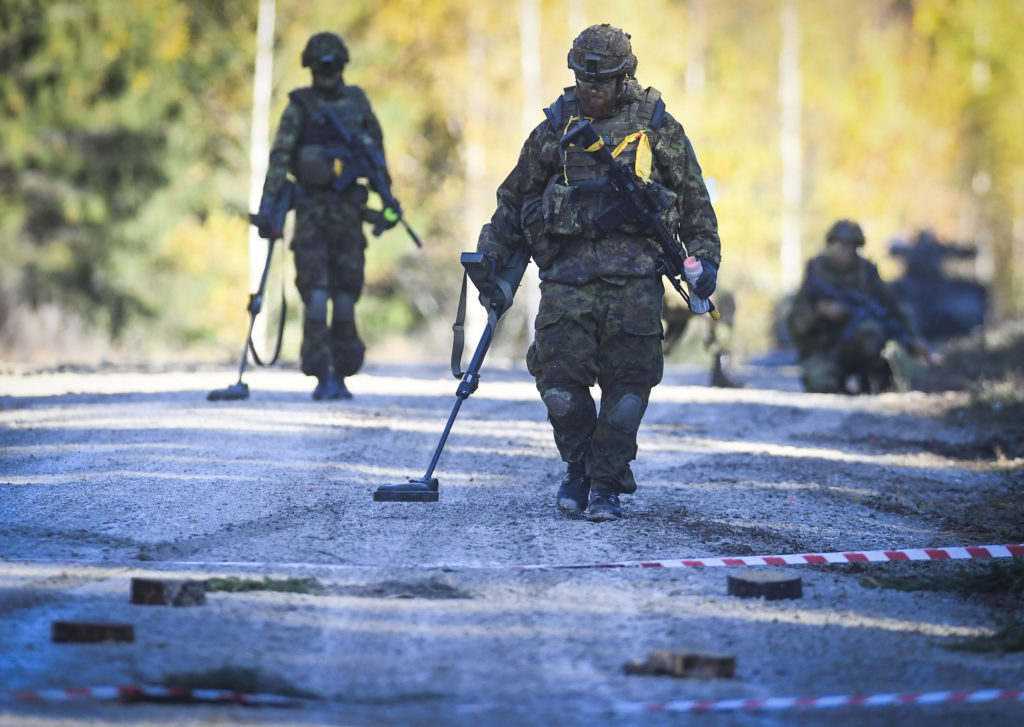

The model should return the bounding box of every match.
[288,87,319,119]
[636,87,666,130]
[544,87,577,132]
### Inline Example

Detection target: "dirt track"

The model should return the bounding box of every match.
[1,358,1022,726]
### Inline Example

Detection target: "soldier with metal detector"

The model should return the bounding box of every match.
[251,32,420,401]
[785,219,932,394]
[466,24,721,521]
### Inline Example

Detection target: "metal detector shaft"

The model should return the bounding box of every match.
[235,237,277,380]
[208,237,278,401]
[372,312,497,502]
[421,314,495,480]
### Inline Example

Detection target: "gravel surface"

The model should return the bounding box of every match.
[0,358,1022,726]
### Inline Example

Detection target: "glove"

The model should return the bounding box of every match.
[377,206,401,232]
[693,259,717,299]
[473,252,506,311]
[249,209,279,240]
[364,207,401,237]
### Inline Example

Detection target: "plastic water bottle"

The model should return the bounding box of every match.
[683,256,712,314]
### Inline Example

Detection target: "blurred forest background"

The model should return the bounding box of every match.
[2,0,1023,366]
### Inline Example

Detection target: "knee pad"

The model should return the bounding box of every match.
[307,289,329,323]
[541,387,577,421]
[605,393,645,434]
[851,320,886,358]
[332,293,357,324]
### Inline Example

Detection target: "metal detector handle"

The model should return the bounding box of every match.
[451,247,529,379]
[455,311,497,399]
[461,248,530,319]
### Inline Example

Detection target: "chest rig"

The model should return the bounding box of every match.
[809,254,871,292]
[544,86,666,238]
[289,86,370,191]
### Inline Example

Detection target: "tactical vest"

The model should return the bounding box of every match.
[793,255,876,352]
[807,254,872,293]
[544,85,666,239]
[289,86,373,189]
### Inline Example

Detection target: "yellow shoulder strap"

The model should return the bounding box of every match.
[563,121,653,185]
[611,131,652,184]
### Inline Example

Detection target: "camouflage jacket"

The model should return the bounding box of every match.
[476,82,721,284]
[259,83,385,210]
[786,253,916,353]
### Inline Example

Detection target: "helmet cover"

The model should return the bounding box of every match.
[567,24,637,81]
[826,219,866,247]
[302,32,349,74]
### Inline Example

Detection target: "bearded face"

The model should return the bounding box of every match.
[576,75,621,118]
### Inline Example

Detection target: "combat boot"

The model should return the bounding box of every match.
[556,464,590,516]
[866,361,894,394]
[710,353,744,388]
[586,485,622,522]
[312,372,341,400]
[330,374,353,400]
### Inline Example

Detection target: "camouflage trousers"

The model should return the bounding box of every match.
[526,276,665,493]
[291,189,367,378]
[799,318,890,393]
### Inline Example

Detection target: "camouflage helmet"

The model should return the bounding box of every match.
[826,219,865,247]
[567,24,637,82]
[301,32,349,72]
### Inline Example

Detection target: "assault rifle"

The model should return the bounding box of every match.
[314,107,423,248]
[559,120,718,319]
[804,274,914,349]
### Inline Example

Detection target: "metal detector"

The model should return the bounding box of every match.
[373,248,528,502]
[207,236,286,401]
[208,182,293,401]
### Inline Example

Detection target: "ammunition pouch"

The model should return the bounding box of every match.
[521,195,557,269]
[541,179,583,236]
[295,145,333,187]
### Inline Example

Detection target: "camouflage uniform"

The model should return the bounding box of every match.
[258,35,387,384]
[786,251,915,394]
[476,28,720,502]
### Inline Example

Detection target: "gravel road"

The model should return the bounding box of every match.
[1,357,1021,726]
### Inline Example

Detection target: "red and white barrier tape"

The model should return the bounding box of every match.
[517,544,1024,570]
[5,544,1023,572]
[0,684,300,707]
[617,687,1024,714]
[5,684,1020,713]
